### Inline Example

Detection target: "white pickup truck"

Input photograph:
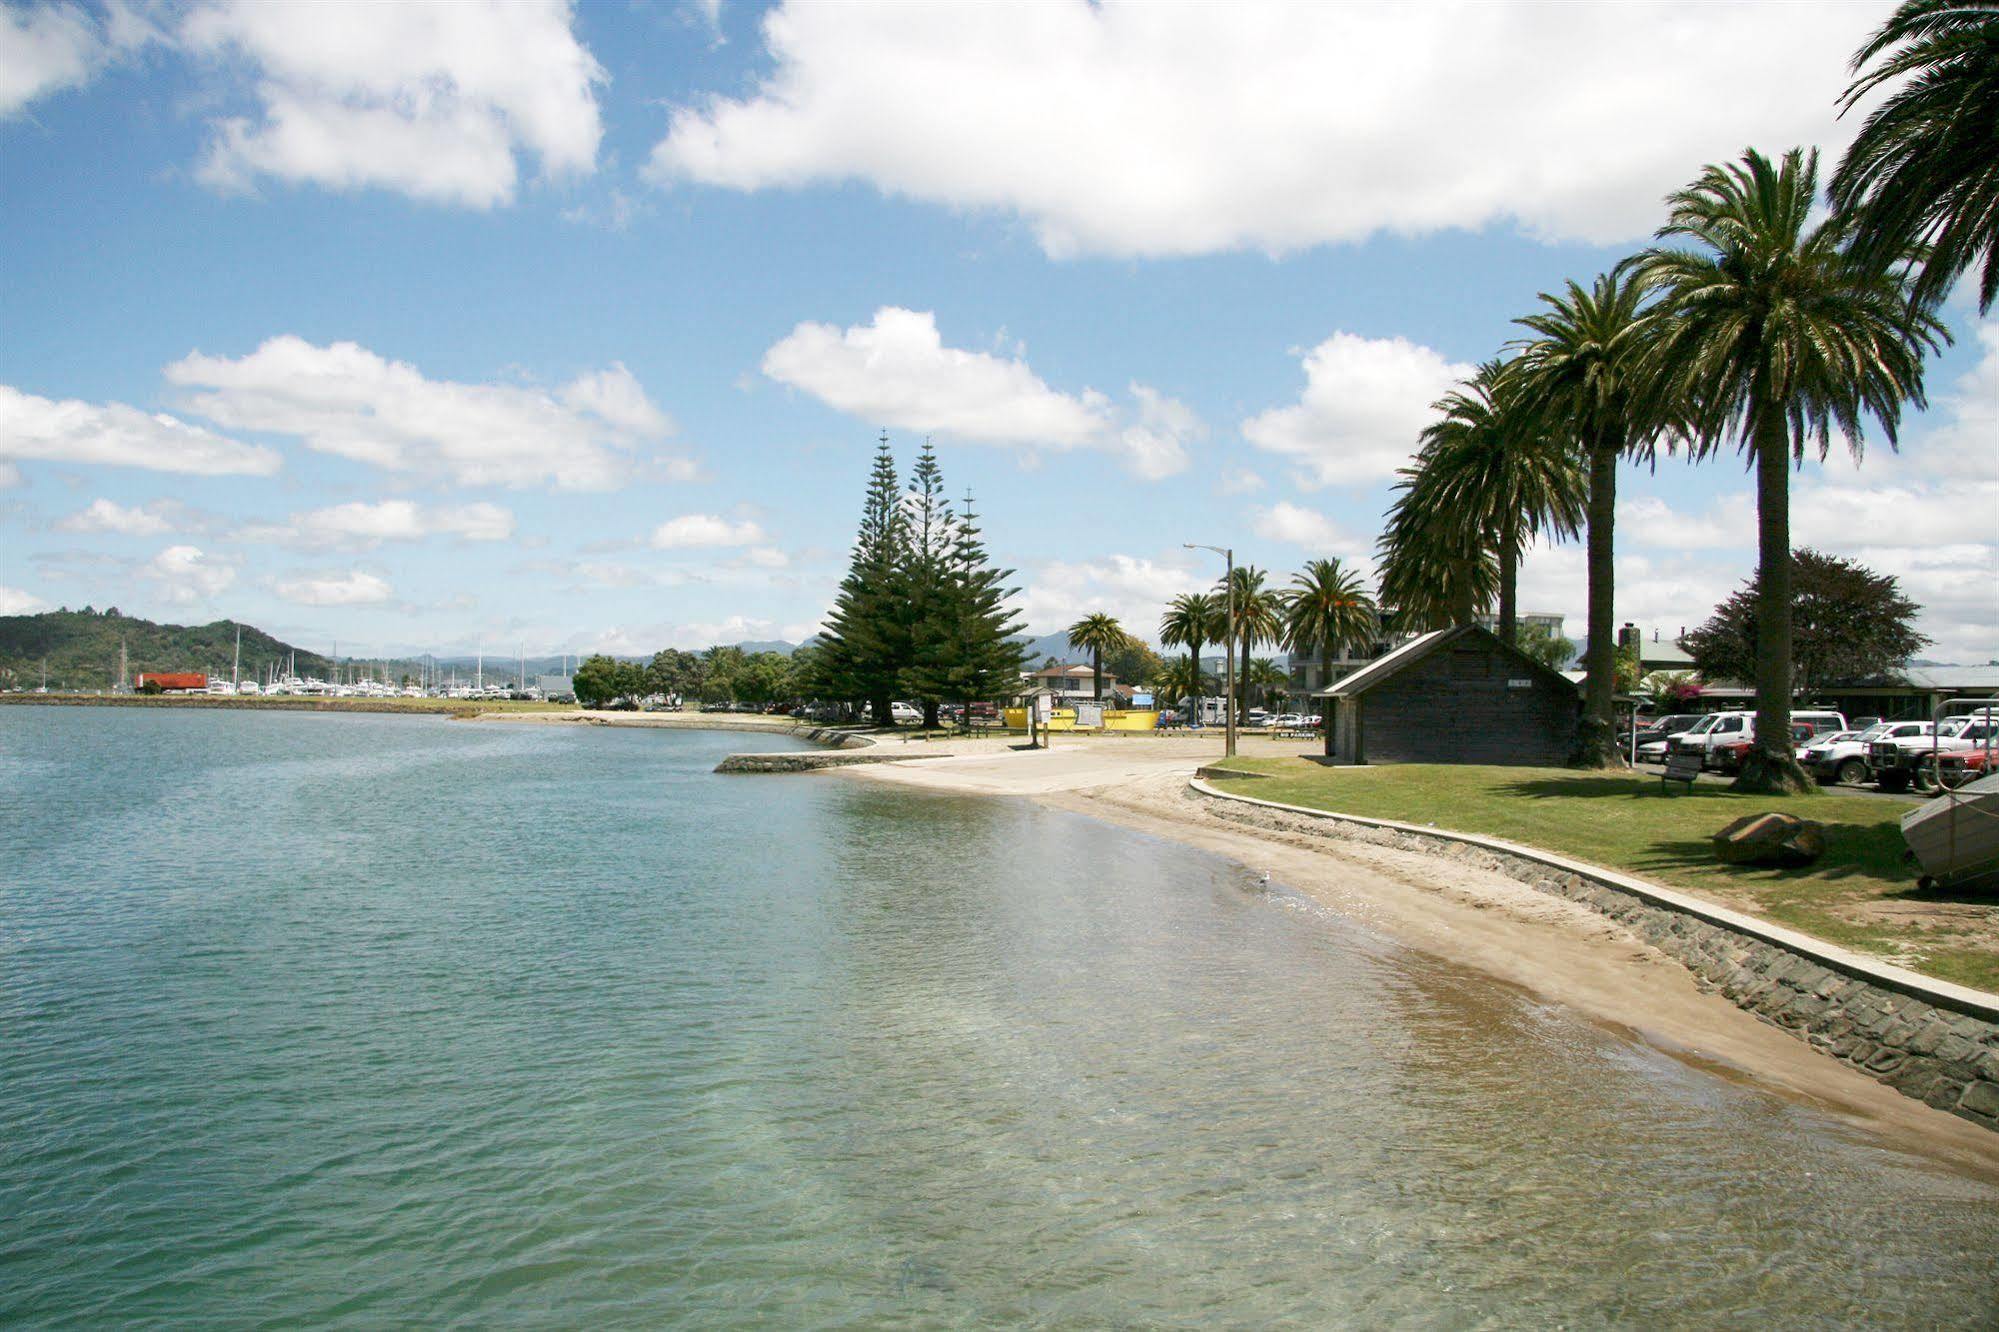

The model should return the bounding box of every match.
[1801,720,1931,786]
[1667,709,1848,769]
[1867,713,1999,793]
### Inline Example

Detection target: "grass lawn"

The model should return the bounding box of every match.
[1207,759,1999,993]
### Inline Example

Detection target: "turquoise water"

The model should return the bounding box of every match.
[2,706,1997,1327]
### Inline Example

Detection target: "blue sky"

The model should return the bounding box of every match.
[2,0,1994,663]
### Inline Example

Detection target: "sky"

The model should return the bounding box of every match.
[2,0,1994,665]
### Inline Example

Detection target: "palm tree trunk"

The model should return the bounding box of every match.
[1320,645,1333,738]
[1092,647,1103,701]
[1238,630,1251,725]
[1736,410,1810,794]
[1498,514,1519,644]
[1578,440,1621,767]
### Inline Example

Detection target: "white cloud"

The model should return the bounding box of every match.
[1219,470,1266,496]
[58,497,181,536]
[144,544,235,604]
[239,499,515,548]
[762,307,1196,477]
[651,513,766,548]
[1252,501,1364,555]
[560,363,673,436]
[648,1,1880,258]
[0,383,280,476]
[165,336,668,490]
[1013,552,1198,638]
[0,2,104,114]
[742,546,789,569]
[1617,495,1752,551]
[181,0,603,208]
[0,583,47,614]
[272,569,393,606]
[1241,332,1471,486]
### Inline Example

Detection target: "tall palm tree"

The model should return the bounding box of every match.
[1158,591,1217,715]
[1415,361,1587,642]
[1636,146,1944,793]
[1066,612,1137,703]
[1219,566,1284,725]
[1376,463,1500,631]
[1281,557,1377,727]
[1831,0,1999,313]
[1510,269,1660,766]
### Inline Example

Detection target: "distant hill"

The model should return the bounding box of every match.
[1015,630,1082,666]
[0,608,336,692]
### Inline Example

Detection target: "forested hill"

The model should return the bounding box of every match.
[0,608,333,692]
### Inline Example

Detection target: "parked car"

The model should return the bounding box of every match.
[1669,710,1848,769]
[1937,745,1999,789]
[1869,711,1999,792]
[1801,722,1931,785]
[1709,723,1817,776]
[890,701,923,725]
[1634,714,1703,755]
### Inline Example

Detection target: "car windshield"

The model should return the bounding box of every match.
[1684,715,1721,735]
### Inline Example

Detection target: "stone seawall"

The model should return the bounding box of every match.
[1190,780,1999,1132]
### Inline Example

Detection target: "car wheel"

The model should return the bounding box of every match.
[1835,757,1868,786]
[1913,759,1944,796]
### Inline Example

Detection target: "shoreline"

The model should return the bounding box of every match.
[831,738,1999,1172]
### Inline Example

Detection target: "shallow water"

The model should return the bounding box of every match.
[2,706,1996,1326]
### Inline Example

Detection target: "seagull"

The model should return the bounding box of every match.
[1257,870,1271,886]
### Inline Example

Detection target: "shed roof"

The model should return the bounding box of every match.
[1315,623,1580,699]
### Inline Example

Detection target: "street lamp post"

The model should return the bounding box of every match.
[1184,543,1236,759]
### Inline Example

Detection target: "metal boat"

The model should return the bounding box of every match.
[1902,771,1999,892]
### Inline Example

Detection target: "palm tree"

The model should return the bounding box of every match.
[1510,269,1660,766]
[1158,592,1217,716]
[1219,566,1284,726]
[1635,146,1944,793]
[1066,613,1137,703]
[1831,0,1999,313]
[1153,656,1205,720]
[1244,657,1289,711]
[1375,464,1500,631]
[1414,361,1586,642]
[1281,558,1377,728]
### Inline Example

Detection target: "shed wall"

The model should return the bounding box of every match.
[1347,643,1576,765]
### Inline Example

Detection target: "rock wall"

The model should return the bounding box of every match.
[1193,784,1999,1132]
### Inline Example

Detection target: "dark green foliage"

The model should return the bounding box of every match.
[1102,639,1165,691]
[1514,622,1578,672]
[1832,0,1999,312]
[814,433,913,725]
[1683,549,1930,694]
[810,438,1024,724]
[914,492,1025,715]
[0,607,333,692]
[573,654,639,708]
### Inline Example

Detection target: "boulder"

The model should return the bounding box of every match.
[1712,812,1826,867]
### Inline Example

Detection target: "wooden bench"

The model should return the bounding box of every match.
[1661,751,1703,791]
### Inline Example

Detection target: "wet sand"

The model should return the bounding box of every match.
[836,735,1999,1172]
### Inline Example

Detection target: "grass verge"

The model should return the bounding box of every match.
[1207,759,1997,993]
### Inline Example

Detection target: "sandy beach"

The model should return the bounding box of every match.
[828,732,1999,1170]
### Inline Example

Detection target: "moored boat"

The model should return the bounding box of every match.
[1902,771,1999,892]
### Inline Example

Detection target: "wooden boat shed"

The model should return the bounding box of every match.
[1314,624,1580,765]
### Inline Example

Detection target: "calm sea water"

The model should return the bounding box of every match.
[2,706,1996,1327]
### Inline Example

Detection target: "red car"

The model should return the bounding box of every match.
[1708,722,1820,775]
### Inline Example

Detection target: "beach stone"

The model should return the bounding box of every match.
[1960,1081,1999,1119]
[1711,812,1825,867]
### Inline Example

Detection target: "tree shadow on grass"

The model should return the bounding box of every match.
[1495,775,1740,802]
[1627,823,1915,889]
